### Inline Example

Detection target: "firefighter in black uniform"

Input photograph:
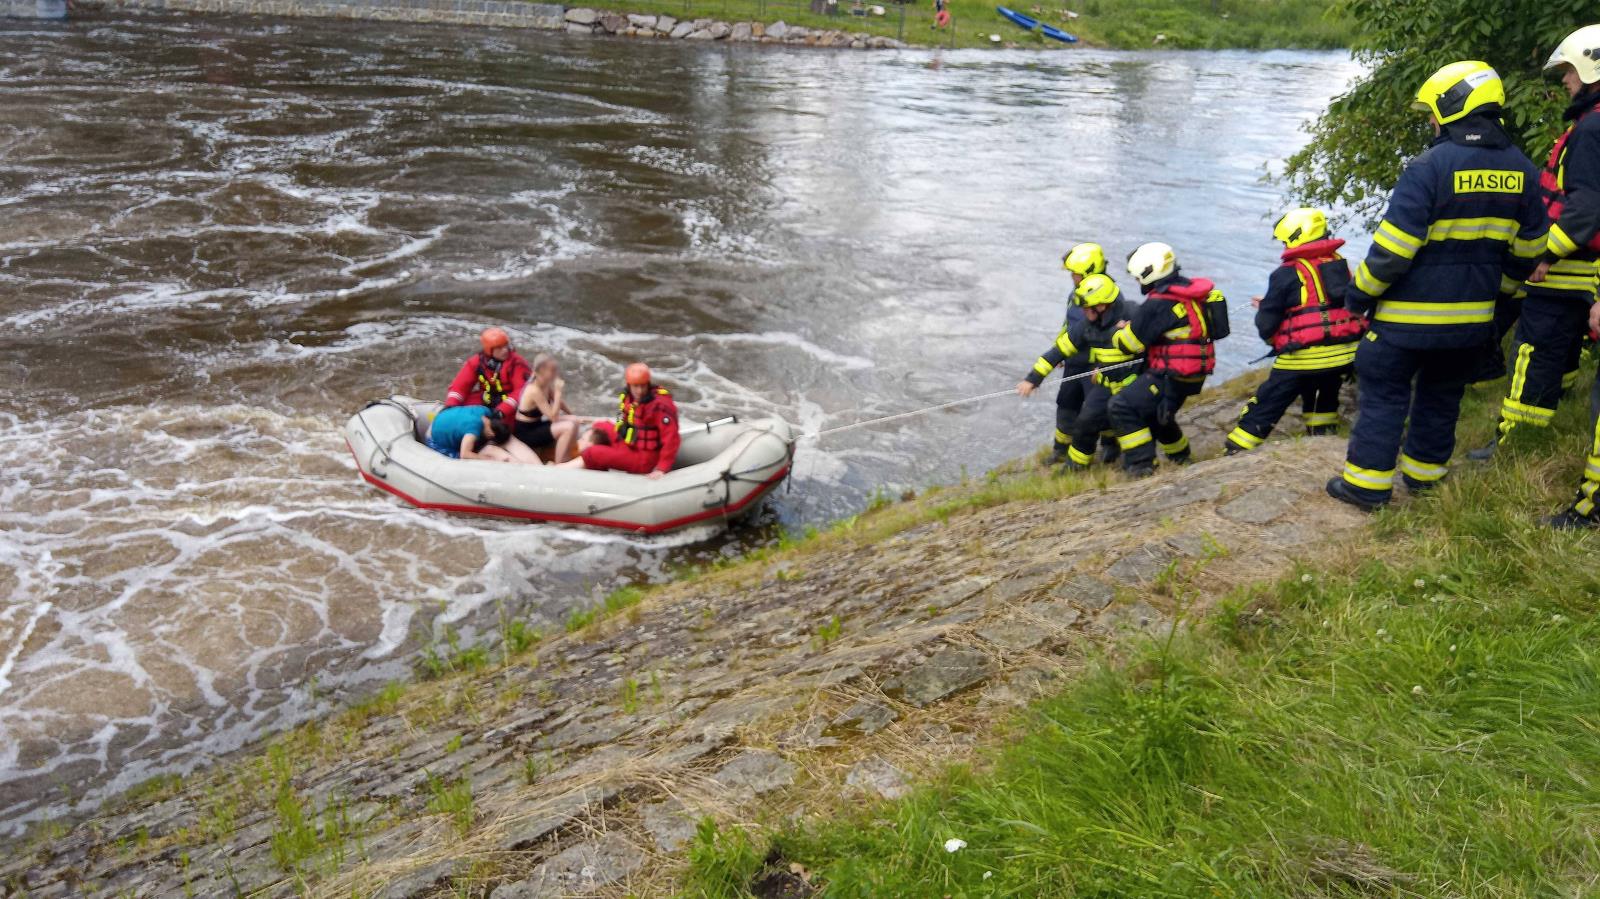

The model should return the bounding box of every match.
[1226,208,1366,453]
[1472,30,1600,459]
[1538,26,1600,528]
[1107,242,1229,478]
[1327,61,1547,511]
[1017,274,1141,471]
[1017,242,1121,465]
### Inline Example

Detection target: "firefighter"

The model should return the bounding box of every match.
[1472,30,1600,459]
[1016,242,1120,466]
[1107,242,1229,478]
[582,362,681,479]
[443,327,533,421]
[1538,25,1600,528]
[1225,208,1365,454]
[1017,273,1140,471]
[1327,61,1547,511]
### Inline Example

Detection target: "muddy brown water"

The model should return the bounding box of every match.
[0,12,1361,831]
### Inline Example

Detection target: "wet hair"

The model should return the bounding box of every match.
[532,352,556,373]
[584,427,612,447]
[485,411,512,445]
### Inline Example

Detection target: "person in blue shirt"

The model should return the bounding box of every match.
[426,406,541,463]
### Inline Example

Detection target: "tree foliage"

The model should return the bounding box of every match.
[1283,0,1595,224]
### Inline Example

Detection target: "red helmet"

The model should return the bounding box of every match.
[624,362,652,386]
[480,327,510,352]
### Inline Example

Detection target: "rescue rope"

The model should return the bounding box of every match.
[801,359,1142,441]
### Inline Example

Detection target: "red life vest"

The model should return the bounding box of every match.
[1146,278,1217,378]
[616,387,673,451]
[1269,239,1367,353]
[1540,97,1600,254]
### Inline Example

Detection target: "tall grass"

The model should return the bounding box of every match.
[681,373,1600,896]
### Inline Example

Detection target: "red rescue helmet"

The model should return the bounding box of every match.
[480,327,510,352]
[625,362,652,386]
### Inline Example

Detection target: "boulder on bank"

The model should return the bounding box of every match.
[626,12,654,27]
[562,6,596,24]
[599,12,626,32]
[707,20,730,38]
[669,20,693,37]
[766,19,788,38]
[654,13,675,31]
[730,21,752,40]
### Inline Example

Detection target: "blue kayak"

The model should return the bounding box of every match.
[995,5,1078,42]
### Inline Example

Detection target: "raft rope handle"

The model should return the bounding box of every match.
[800,359,1142,441]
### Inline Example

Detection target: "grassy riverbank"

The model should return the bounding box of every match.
[682,379,1600,895]
[569,0,1351,50]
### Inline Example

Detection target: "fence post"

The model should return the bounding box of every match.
[897,2,904,42]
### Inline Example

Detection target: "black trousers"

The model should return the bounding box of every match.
[1497,291,1589,435]
[1226,365,1349,451]
[1108,372,1203,469]
[1052,360,1092,447]
[1065,381,1120,465]
[1340,332,1473,502]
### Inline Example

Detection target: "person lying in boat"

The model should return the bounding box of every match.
[444,327,532,420]
[514,353,582,462]
[556,426,611,469]
[426,406,541,463]
[581,362,680,479]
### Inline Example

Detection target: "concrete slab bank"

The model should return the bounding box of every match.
[2,0,68,18]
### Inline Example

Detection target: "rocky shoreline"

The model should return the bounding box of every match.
[560,7,904,49]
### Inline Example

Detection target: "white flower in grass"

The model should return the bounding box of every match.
[1412,685,1424,695]
[1413,578,1426,588]
[944,838,966,853]
[983,871,993,880]
[1552,613,1567,624]
[1376,628,1387,637]
[1449,644,1457,653]
[1300,574,1313,583]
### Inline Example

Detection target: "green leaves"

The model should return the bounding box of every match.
[1284,0,1586,224]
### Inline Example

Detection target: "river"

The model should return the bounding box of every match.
[0,12,1362,831]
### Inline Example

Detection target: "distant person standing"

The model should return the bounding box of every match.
[1537,25,1600,528]
[1326,62,1545,511]
[933,0,950,30]
[443,327,531,421]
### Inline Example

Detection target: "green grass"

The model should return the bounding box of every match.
[681,373,1600,896]
[541,0,1350,49]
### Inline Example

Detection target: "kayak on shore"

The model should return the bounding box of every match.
[345,397,796,534]
[995,5,1078,43]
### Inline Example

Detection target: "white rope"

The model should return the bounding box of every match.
[803,359,1142,440]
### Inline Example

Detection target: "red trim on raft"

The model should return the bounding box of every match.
[346,440,789,534]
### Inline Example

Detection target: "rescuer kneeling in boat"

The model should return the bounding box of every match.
[1224,207,1364,454]
[444,327,533,420]
[1107,242,1229,478]
[582,362,681,479]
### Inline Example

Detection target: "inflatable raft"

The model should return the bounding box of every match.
[345,397,796,534]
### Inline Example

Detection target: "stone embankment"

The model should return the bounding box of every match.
[560,7,903,48]
[1,390,1369,897]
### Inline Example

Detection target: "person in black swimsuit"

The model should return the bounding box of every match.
[514,353,582,462]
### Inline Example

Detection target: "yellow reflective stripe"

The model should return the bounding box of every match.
[1375,220,1423,258]
[1098,371,1138,391]
[1514,233,1548,259]
[1586,456,1600,483]
[1399,454,1447,483]
[1549,223,1580,257]
[1226,427,1263,449]
[1067,445,1094,465]
[1114,327,1145,354]
[1033,357,1055,377]
[1055,331,1079,357]
[1088,347,1133,364]
[1500,398,1555,424]
[1054,428,1071,445]
[1274,342,1357,371]
[1563,368,1581,390]
[1161,435,1190,455]
[1552,258,1599,275]
[1507,342,1532,403]
[1540,272,1599,292]
[1500,274,1523,293]
[1372,300,1494,325]
[1354,261,1389,295]
[1425,216,1517,244]
[1342,462,1394,491]
[1304,411,1340,427]
[1118,428,1152,450]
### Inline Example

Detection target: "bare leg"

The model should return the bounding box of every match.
[556,456,589,469]
[551,419,578,462]
[477,445,514,463]
[500,437,544,465]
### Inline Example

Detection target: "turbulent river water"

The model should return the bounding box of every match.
[0,13,1363,830]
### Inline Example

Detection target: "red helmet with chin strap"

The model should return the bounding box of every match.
[625,362,651,386]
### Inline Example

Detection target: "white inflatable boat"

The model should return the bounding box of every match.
[345,397,796,534]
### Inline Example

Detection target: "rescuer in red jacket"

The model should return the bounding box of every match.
[582,362,681,479]
[443,327,532,420]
